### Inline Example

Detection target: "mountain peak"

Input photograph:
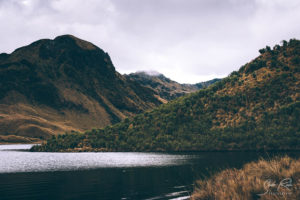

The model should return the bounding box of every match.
[54,34,98,50]
[10,34,100,57]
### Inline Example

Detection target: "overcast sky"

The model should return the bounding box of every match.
[0,0,300,83]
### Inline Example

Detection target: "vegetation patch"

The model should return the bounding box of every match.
[192,156,300,200]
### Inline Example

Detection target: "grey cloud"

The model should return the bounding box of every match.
[0,0,299,83]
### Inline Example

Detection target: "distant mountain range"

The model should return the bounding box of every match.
[125,71,220,101]
[0,35,215,143]
[33,39,300,152]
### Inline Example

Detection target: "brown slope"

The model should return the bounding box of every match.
[0,35,162,143]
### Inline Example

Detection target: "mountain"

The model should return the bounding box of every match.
[33,38,300,152]
[0,35,163,143]
[125,71,220,101]
[194,78,221,89]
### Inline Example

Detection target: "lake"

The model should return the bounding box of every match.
[1,144,300,200]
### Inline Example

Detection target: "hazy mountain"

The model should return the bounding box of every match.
[125,71,220,101]
[34,39,300,152]
[193,78,221,89]
[0,35,163,143]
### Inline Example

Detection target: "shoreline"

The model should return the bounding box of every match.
[29,147,300,153]
[2,143,300,153]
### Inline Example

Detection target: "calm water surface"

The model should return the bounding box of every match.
[0,144,300,200]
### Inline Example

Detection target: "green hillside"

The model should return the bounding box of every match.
[32,39,300,152]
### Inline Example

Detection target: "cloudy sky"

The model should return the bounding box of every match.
[0,0,300,83]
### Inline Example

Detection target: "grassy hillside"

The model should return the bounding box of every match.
[0,35,162,142]
[125,71,220,101]
[32,39,300,152]
[192,156,300,200]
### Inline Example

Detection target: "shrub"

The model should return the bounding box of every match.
[291,56,300,64]
[259,48,266,54]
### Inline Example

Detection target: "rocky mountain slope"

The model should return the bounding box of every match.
[0,35,162,143]
[33,39,300,152]
[125,71,220,101]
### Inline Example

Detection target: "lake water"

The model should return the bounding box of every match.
[1,144,300,200]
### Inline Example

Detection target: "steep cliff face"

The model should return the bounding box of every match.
[0,35,162,142]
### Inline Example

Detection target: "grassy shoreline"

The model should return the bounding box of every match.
[192,156,300,200]
[29,144,300,153]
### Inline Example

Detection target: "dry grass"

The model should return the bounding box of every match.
[192,156,300,200]
[0,89,119,141]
